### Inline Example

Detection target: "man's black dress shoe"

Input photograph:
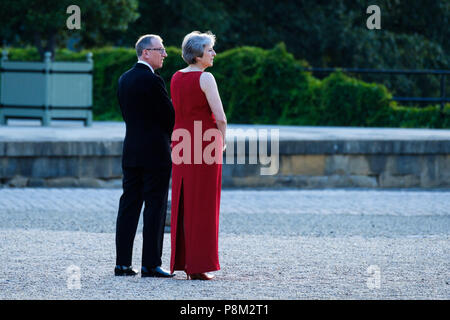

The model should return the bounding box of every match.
[114,265,138,276]
[141,266,175,278]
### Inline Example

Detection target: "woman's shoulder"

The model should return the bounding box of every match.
[172,69,199,79]
[171,69,202,87]
[200,71,216,84]
[199,72,217,91]
[171,70,184,82]
[177,67,200,73]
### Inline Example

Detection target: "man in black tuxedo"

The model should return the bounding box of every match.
[115,34,175,278]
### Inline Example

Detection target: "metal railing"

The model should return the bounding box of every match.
[302,67,450,111]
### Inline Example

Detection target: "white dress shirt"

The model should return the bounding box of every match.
[137,60,154,73]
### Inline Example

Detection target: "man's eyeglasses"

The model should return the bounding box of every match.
[145,47,166,54]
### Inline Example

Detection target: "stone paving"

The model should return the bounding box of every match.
[0,188,449,299]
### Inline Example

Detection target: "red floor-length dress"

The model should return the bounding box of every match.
[170,71,222,274]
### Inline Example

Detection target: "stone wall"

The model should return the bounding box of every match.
[1,138,449,188]
[0,141,123,187]
[222,139,450,188]
[223,154,449,188]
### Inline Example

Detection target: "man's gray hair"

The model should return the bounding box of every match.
[181,31,216,65]
[135,34,163,58]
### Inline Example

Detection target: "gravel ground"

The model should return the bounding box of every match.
[0,188,449,299]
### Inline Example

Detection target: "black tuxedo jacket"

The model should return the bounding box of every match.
[117,63,175,170]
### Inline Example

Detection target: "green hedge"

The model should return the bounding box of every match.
[1,46,448,128]
[387,104,450,128]
[317,71,392,127]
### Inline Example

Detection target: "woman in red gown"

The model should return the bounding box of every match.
[170,31,227,280]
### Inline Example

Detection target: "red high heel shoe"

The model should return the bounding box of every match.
[186,273,215,280]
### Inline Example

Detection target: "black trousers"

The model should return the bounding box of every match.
[115,166,171,268]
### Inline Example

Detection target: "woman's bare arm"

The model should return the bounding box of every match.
[200,72,227,151]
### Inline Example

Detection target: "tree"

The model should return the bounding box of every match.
[0,0,139,60]
[119,0,230,49]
